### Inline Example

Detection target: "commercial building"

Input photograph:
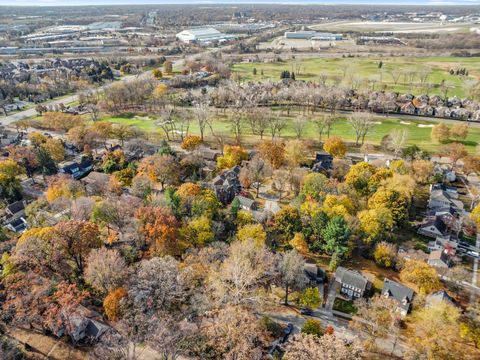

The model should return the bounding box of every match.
[284,31,343,41]
[176,27,235,44]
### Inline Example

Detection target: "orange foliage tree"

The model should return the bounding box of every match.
[256,140,285,169]
[103,287,127,321]
[135,206,181,255]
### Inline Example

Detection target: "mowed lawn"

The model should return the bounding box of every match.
[233,56,480,98]
[104,112,480,153]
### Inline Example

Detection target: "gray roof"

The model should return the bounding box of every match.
[236,195,256,209]
[335,267,370,291]
[382,278,414,311]
[426,290,455,307]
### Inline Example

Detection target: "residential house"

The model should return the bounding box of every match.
[210,165,242,204]
[334,267,372,299]
[235,195,258,211]
[428,189,463,211]
[400,102,416,115]
[428,248,453,268]
[417,217,448,239]
[382,278,414,316]
[264,200,281,215]
[59,159,93,180]
[304,263,325,286]
[312,152,333,174]
[428,234,459,253]
[5,200,26,220]
[5,217,27,233]
[81,171,110,195]
[426,290,455,307]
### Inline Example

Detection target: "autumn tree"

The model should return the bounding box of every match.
[301,319,322,337]
[256,140,285,169]
[323,136,347,158]
[463,155,480,176]
[373,241,397,268]
[440,142,468,168]
[345,161,376,196]
[400,260,442,295]
[239,155,271,198]
[284,333,362,360]
[301,172,330,201]
[181,215,214,247]
[278,249,307,305]
[85,248,127,295]
[237,223,267,247]
[135,206,180,255]
[300,287,321,310]
[54,220,102,278]
[181,134,202,151]
[272,169,290,200]
[205,305,271,360]
[450,123,469,140]
[111,124,135,146]
[368,188,410,226]
[431,123,450,143]
[103,287,127,321]
[138,154,180,190]
[216,145,248,170]
[285,139,310,169]
[211,239,274,305]
[0,159,23,201]
[41,138,65,162]
[358,208,394,243]
[290,232,309,254]
[274,206,302,239]
[411,159,434,184]
[408,300,467,359]
[351,294,399,351]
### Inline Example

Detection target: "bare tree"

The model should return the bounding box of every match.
[389,129,408,158]
[292,117,307,139]
[314,114,336,140]
[272,169,290,200]
[193,102,209,142]
[277,250,307,305]
[268,113,287,140]
[348,111,374,146]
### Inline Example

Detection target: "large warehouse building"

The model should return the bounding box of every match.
[284,31,343,41]
[176,27,235,44]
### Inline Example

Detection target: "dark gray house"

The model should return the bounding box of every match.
[335,267,372,299]
[382,278,414,316]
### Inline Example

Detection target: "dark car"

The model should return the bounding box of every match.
[300,308,313,316]
[281,323,294,343]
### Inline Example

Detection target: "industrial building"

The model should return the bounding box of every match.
[284,31,343,41]
[176,27,235,44]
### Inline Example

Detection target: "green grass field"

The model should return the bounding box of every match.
[104,111,480,153]
[233,56,480,98]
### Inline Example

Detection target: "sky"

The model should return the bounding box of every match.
[1,0,480,6]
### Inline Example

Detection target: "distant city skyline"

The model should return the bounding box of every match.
[1,0,480,7]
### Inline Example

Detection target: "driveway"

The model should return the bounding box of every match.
[324,279,339,312]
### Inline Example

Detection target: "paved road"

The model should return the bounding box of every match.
[0,49,209,128]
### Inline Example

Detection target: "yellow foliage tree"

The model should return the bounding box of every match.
[400,260,442,295]
[237,223,267,247]
[323,136,346,158]
[217,145,248,170]
[181,135,202,151]
[290,232,309,254]
[358,208,394,243]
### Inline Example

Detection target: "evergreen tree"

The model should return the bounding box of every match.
[36,148,57,176]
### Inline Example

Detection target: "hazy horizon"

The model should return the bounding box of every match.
[1,0,480,7]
